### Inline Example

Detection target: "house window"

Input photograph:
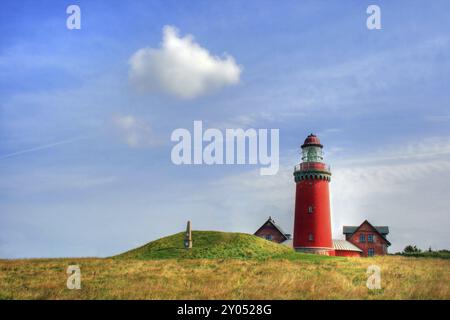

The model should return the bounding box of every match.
[368,234,374,243]
[308,206,314,214]
[265,234,272,241]
[359,234,365,243]
[308,233,314,241]
[368,248,375,257]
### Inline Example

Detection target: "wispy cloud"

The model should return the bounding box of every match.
[335,137,450,166]
[425,115,450,123]
[0,137,85,160]
[111,114,160,148]
[0,169,117,194]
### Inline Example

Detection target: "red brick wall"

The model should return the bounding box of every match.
[254,223,286,243]
[335,250,361,257]
[348,222,389,257]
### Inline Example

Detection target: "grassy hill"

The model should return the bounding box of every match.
[115,230,329,261]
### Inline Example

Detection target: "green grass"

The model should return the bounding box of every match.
[400,250,450,259]
[1,256,449,299]
[17,231,450,299]
[1,232,449,299]
[114,230,334,261]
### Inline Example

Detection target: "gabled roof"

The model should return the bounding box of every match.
[343,225,389,235]
[344,220,391,246]
[254,216,289,241]
[333,240,363,252]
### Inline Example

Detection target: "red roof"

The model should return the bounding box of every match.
[301,133,323,148]
[254,217,289,241]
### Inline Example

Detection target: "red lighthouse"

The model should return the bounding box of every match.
[293,134,335,256]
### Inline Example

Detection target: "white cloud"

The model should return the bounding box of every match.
[128,25,242,99]
[111,114,157,148]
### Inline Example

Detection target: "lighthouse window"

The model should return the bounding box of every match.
[359,234,365,243]
[308,233,314,241]
[302,146,324,162]
[308,206,314,213]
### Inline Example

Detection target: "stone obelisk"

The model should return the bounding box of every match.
[184,220,192,249]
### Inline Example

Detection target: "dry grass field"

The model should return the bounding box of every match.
[0,255,449,300]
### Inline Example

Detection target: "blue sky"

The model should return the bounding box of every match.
[1,0,450,258]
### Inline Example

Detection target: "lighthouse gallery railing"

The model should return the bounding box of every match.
[294,162,331,172]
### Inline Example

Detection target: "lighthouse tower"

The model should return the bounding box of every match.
[293,134,335,256]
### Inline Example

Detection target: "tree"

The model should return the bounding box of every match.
[403,245,422,254]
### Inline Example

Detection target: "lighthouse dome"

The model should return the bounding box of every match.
[301,134,323,148]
